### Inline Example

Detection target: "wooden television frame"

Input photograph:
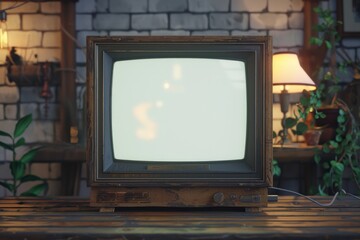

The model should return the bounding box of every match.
[87,36,273,208]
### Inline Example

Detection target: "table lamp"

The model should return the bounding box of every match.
[273,52,316,144]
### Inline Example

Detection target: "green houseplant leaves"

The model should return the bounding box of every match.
[0,114,47,197]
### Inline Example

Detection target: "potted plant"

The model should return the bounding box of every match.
[283,6,360,195]
[305,7,360,195]
[0,114,47,196]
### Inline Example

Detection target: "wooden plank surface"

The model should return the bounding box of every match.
[0,196,360,239]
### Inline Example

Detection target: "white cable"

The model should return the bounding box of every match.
[269,186,339,207]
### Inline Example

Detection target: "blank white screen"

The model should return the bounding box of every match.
[111,58,247,162]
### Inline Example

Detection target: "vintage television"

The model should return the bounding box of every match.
[87,36,272,208]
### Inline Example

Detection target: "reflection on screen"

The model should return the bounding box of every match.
[111,58,247,162]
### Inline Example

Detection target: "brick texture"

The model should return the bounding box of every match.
[94,14,130,30]
[110,0,148,13]
[132,14,168,30]
[6,15,21,30]
[289,13,304,29]
[270,29,303,47]
[43,32,62,47]
[189,0,229,12]
[8,31,42,48]
[149,0,187,12]
[170,14,208,29]
[23,15,61,31]
[76,15,93,30]
[76,0,96,13]
[0,87,19,103]
[269,0,304,12]
[5,105,17,120]
[231,0,267,12]
[209,13,248,30]
[250,13,287,30]
[41,2,61,13]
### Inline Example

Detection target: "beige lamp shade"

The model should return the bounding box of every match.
[273,52,316,94]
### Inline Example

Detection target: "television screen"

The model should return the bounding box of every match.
[111,58,247,162]
[87,36,272,208]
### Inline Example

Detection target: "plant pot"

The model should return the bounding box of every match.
[303,129,322,146]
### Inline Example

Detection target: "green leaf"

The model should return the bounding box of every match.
[285,118,297,128]
[323,144,330,153]
[0,181,15,191]
[20,182,47,197]
[0,142,13,151]
[300,96,310,107]
[19,148,40,164]
[330,140,339,148]
[272,159,281,177]
[296,122,308,135]
[331,161,344,174]
[15,137,26,148]
[14,114,32,138]
[20,174,43,183]
[337,115,346,124]
[318,185,328,196]
[273,131,277,139]
[0,130,12,138]
[10,161,25,180]
[335,135,343,142]
[325,40,332,49]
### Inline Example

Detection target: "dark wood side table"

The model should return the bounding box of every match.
[33,143,85,196]
[273,143,318,194]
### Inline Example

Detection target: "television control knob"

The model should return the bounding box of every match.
[213,192,225,204]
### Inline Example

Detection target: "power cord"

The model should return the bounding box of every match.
[269,186,360,207]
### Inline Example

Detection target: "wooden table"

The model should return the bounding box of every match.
[0,196,360,239]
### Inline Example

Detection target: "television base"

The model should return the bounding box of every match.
[90,187,268,208]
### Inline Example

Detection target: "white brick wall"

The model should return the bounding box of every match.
[22,15,61,31]
[111,0,148,13]
[133,14,168,29]
[250,13,287,29]
[270,29,304,47]
[231,0,267,12]
[0,87,19,103]
[5,105,17,120]
[268,0,304,12]
[171,14,207,29]
[6,15,21,30]
[0,1,63,197]
[8,31,42,48]
[209,13,248,29]
[1,2,39,13]
[41,2,61,14]
[150,0,187,12]
[76,15,93,30]
[76,0,96,13]
[94,14,130,30]
[189,0,229,12]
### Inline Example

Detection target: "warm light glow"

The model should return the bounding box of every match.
[163,82,170,90]
[133,102,157,140]
[0,21,8,49]
[172,64,182,80]
[273,52,316,93]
